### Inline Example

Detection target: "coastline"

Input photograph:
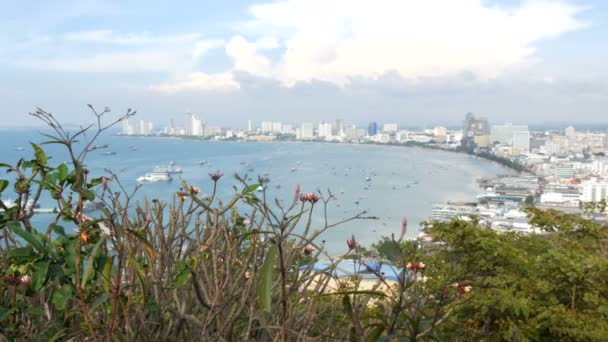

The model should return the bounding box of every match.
[117,133,530,175]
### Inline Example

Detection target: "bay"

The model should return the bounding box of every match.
[0,130,509,254]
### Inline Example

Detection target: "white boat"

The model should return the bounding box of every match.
[1,199,40,210]
[365,176,372,182]
[136,172,173,182]
[15,147,24,151]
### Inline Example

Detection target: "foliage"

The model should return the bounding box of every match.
[1,108,607,341]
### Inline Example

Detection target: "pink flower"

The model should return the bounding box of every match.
[293,184,301,205]
[209,170,224,182]
[102,177,109,191]
[19,275,31,289]
[347,237,357,250]
[191,186,201,194]
[303,245,315,255]
[399,216,408,241]
[300,193,320,204]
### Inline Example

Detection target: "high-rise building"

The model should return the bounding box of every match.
[368,122,378,136]
[463,112,490,138]
[300,123,314,139]
[248,120,252,132]
[490,123,529,145]
[512,131,530,152]
[168,118,175,135]
[185,113,195,136]
[261,121,273,133]
[272,122,282,133]
[318,122,332,138]
[333,119,344,136]
[122,119,132,135]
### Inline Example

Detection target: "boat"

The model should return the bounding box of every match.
[365,176,372,182]
[199,160,208,165]
[83,201,105,212]
[15,147,24,151]
[1,199,40,210]
[136,172,172,182]
[290,168,297,172]
[102,151,117,156]
[153,162,182,174]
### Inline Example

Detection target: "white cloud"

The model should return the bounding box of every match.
[151,72,239,92]
[241,0,587,85]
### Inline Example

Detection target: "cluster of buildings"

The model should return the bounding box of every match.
[431,114,608,234]
[121,111,608,233]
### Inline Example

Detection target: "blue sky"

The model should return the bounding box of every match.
[1,0,607,128]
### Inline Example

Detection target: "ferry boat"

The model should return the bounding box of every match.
[136,172,172,182]
[153,161,182,174]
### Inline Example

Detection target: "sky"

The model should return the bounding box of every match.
[1,0,607,128]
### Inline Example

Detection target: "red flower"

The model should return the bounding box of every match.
[303,245,315,255]
[209,170,224,182]
[451,282,472,296]
[300,192,320,204]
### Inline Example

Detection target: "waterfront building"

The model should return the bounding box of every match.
[261,121,273,133]
[463,112,490,138]
[318,122,333,138]
[300,123,314,139]
[247,120,252,132]
[490,123,529,145]
[367,122,378,137]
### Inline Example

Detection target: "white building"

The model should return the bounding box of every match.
[300,123,314,139]
[512,131,530,152]
[318,122,333,138]
[383,123,398,133]
[490,123,528,145]
[261,121,273,133]
[580,179,608,203]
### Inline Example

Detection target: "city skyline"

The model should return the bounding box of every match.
[1,0,608,127]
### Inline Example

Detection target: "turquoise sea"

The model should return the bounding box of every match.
[0,130,509,253]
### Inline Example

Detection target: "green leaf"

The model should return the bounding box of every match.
[0,179,8,193]
[52,224,66,236]
[244,183,261,194]
[8,246,34,259]
[31,260,50,291]
[0,163,12,169]
[52,285,73,311]
[30,143,48,166]
[82,237,105,288]
[174,269,191,288]
[258,244,277,313]
[56,164,69,183]
[8,221,44,252]
[83,189,96,201]
[102,256,114,293]
[24,306,45,316]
